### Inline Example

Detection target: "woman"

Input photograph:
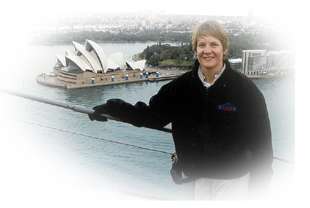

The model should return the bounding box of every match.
[89,20,273,200]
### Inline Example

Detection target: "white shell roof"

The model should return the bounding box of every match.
[56,40,140,73]
[107,52,126,69]
[85,39,108,73]
[126,59,146,71]
[56,55,66,67]
[107,59,120,70]
[65,50,93,72]
[72,41,102,73]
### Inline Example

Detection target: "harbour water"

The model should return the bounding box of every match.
[0,42,294,199]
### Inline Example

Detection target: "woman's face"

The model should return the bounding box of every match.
[196,35,226,72]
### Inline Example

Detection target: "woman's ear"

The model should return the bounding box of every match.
[223,49,228,58]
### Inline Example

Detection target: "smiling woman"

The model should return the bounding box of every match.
[192,21,229,84]
[88,20,274,200]
[0,0,300,204]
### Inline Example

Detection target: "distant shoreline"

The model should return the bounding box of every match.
[29,40,177,46]
[148,66,290,80]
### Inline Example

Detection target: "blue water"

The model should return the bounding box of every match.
[0,43,294,199]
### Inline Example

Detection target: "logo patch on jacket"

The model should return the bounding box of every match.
[217,102,237,112]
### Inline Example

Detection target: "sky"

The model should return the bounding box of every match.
[0,0,302,47]
[0,0,301,21]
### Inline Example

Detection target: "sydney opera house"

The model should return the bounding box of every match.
[37,40,167,89]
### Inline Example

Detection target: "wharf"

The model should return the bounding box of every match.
[36,69,185,89]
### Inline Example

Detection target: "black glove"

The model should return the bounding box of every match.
[89,99,136,123]
[88,113,107,122]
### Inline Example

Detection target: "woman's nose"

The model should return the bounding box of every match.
[203,45,212,53]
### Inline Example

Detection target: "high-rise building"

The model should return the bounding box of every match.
[242,50,267,75]
[242,50,294,76]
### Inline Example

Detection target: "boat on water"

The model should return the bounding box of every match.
[36,39,183,89]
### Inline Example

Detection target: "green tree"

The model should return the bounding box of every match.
[147,53,160,66]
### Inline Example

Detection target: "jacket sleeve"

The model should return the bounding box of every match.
[114,80,178,129]
[246,84,273,191]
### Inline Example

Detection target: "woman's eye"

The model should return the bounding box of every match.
[210,42,219,47]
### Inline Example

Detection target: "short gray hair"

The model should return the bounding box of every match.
[192,20,229,58]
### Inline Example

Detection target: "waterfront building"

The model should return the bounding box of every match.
[37,40,181,89]
[242,50,267,75]
[229,58,242,73]
[241,50,294,77]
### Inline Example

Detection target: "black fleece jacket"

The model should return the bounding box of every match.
[108,60,273,181]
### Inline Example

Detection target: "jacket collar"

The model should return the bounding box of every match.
[191,59,231,89]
